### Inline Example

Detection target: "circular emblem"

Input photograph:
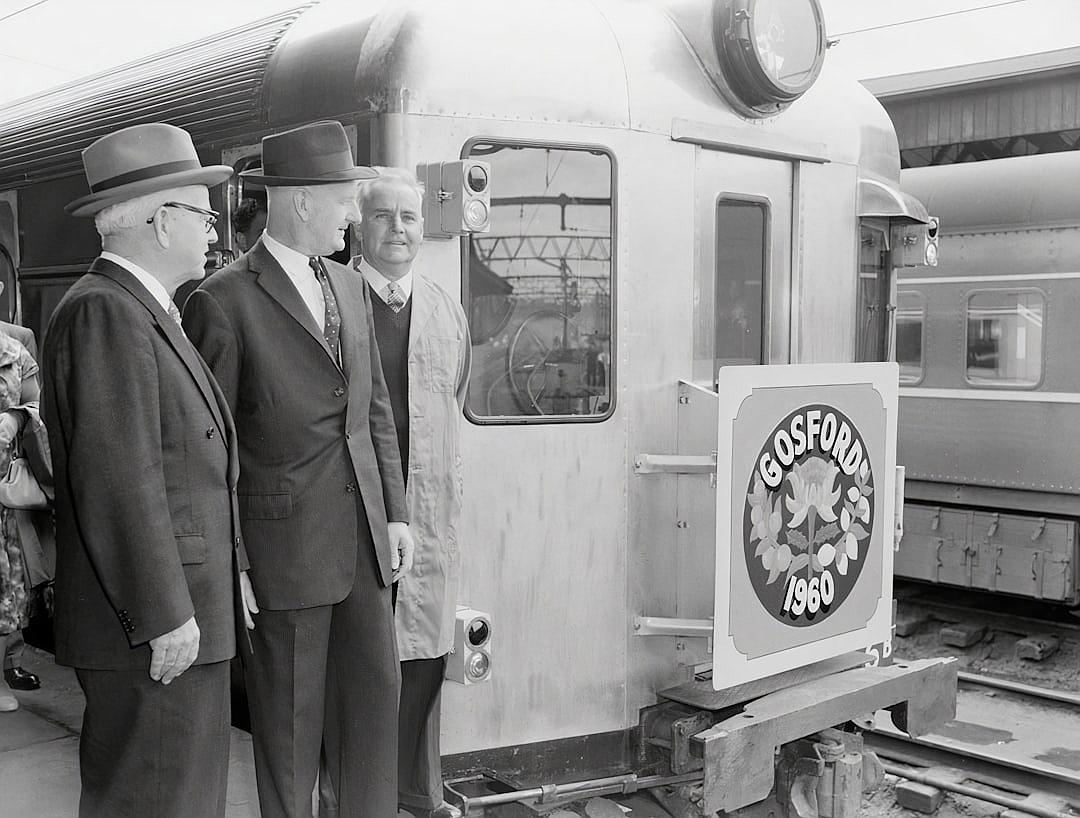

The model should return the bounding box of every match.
[743,404,874,626]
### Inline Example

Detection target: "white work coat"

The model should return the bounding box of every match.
[394,274,471,660]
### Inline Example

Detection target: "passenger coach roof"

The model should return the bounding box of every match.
[900,152,1080,232]
[0,0,893,187]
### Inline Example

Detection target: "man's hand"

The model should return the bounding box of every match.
[0,411,20,450]
[389,521,414,582]
[239,570,259,630]
[148,616,200,685]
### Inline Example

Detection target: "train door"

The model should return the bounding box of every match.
[692,149,792,385]
[681,149,792,613]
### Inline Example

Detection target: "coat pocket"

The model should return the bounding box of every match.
[175,534,207,565]
[423,336,459,393]
[238,492,293,520]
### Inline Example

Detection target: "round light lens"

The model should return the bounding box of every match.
[466,650,491,681]
[466,617,491,648]
[466,164,489,193]
[924,242,938,266]
[464,199,489,229]
[749,0,823,91]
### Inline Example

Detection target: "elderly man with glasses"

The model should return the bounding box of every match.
[43,122,252,818]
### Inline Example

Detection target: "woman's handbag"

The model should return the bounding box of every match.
[0,439,48,510]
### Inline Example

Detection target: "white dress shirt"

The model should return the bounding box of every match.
[262,231,326,330]
[354,258,413,305]
[100,251,174,313]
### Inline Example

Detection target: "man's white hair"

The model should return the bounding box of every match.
[358,167,425,209]
[94,185,206,238]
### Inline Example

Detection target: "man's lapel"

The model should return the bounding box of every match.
[248,241,337,365]
[89,257,228,446]
[407,274,436,354]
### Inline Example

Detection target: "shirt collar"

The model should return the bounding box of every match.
[353,257,413,303]
[262,230,316,276]
[100,251,173,312]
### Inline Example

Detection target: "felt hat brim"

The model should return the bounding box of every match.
[239,165,378,186]
[66,165,234,218]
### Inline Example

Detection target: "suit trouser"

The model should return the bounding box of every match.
[398,655,449,811]
[246,535,399,818]
[3,630,23,669]
[75,660,231,818]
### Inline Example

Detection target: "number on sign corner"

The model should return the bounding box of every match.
[783,570,834,617]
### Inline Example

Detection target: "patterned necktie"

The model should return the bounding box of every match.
[167,301,185,330]
[308,256,341,361]
[384,281,405,313]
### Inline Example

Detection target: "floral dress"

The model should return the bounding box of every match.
[0,333,37,635]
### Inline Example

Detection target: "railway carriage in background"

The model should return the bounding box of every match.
[0,0,954,814]
[894,151,1080,605]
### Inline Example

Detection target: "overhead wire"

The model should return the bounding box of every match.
[833,0,1029,36]
[0,0,51,25]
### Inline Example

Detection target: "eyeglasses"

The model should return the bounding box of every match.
[146,202,219,233]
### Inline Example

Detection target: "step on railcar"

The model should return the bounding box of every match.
[0,1,954,814]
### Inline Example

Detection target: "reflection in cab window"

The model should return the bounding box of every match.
[894,291,924,384]
[965,290,1043,387]
[464,143,613,422]
[715,200,766,370]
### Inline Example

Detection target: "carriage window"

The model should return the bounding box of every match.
[715,200,766,369]
[965,290,1043,387]
[463,142,613,423]
[895,291,925,384]
[855,222,889,362]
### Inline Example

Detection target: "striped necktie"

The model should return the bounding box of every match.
[384,281,405,313]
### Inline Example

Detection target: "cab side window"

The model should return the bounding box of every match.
[463,142,614,423]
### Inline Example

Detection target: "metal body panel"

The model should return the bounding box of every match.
[796,161,859,363]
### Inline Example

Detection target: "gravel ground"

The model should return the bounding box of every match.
[862,775,1001,818]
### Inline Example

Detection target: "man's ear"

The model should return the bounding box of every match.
[294,188,311,221]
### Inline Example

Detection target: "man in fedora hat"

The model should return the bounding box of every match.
[183,119,414,818]
[43,122,253,818]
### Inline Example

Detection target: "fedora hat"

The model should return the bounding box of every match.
[66,123,233,218]
[240,121,378,186]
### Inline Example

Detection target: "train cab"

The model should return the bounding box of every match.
[0,1,956,814]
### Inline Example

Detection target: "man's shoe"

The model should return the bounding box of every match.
[4,666,41,691]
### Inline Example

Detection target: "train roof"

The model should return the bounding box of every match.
[0,0,906,201]
[900,151,1080,233]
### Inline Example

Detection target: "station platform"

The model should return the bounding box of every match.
[0,646,359,817]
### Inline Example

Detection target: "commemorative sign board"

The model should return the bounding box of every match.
[713,363,898,689]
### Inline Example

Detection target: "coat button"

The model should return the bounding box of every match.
[345,483,357,493]
[206,428,216,439]
[333,386,346,397]
[345,433,351,440]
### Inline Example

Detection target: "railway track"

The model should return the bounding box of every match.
[865,667,1080,811]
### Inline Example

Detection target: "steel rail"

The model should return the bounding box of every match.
[958,670,1080,708]
[880,760,1077,818]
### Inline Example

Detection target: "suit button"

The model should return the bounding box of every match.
[345,433,351,440]
[345,483,357,493]
[333,386,345,397]
[206,428,216,439]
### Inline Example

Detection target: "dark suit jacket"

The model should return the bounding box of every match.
[43,258,245,670]
[182,238,407,610]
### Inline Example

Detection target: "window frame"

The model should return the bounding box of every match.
[893,289,926,386]
[963,286,1046,390]
[712,194,770,377]
[460,137,618,426]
